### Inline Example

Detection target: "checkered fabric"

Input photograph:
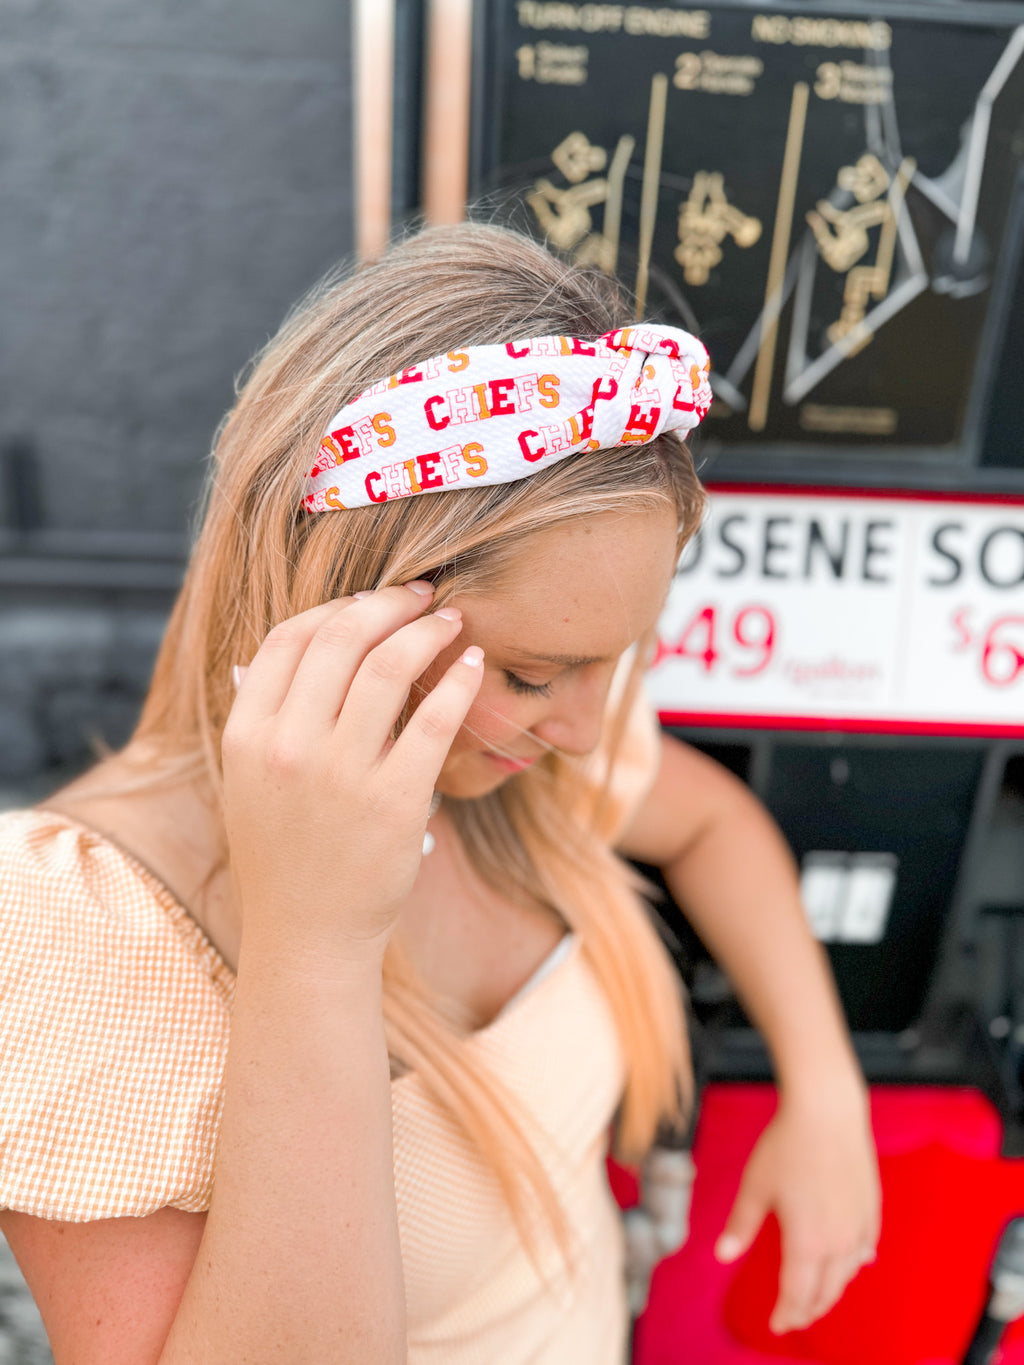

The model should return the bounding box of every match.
[0,810,233,1221]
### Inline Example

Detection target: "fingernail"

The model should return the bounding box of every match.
[404,580,434,597]
[231,665,248,691]
[715,1235,742,1263]
[353,590,374,599]
[461,646,484,667]
[435,607,462,621]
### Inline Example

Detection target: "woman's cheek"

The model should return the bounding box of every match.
[457,680,525,751]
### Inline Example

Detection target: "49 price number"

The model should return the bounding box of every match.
[653,603,777,676]
[951,608,1024,687]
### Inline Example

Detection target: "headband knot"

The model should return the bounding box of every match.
[303,324,712,512]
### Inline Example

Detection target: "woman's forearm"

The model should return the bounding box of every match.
[161,942,405,1364]
[662,790,865,1106]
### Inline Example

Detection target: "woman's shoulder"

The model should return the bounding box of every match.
[0,806,232,1221]
[0,805,231,988]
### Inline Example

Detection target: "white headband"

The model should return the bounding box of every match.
[302,324,712,512]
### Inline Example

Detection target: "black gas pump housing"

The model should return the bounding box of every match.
[462,0,1024,1126]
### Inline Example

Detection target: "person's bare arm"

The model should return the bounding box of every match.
[3,967,398,1365]
[1,1208,204,1365]
[2,584,482,1363]
[619,733,879,1334]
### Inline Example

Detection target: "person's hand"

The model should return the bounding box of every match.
[221,582,483,966]
[715,1083,880,1334]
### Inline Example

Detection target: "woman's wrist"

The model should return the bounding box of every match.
[234,888,393,973]
[235,924,390,1002]
[775,1048,869,1119]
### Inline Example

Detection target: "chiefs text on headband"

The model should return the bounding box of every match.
[302,324,712,512]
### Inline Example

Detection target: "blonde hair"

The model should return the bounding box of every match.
[134,222,705,1256]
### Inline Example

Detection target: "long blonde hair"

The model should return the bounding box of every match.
[134,222,705,1254]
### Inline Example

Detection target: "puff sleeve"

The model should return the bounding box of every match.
[0,810,233,1221]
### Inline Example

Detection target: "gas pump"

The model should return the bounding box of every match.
[460,0,1024,1059]
[391,0,1024,1354]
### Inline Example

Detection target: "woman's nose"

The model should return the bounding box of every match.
[532,680,608,757]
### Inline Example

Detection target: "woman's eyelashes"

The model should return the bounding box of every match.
[503,670,555,698]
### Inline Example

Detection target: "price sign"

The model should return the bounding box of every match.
[649,487,1024,734]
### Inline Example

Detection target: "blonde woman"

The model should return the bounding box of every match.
[0,224,878,1363]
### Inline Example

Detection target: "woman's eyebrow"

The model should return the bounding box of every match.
[514,650,609,667]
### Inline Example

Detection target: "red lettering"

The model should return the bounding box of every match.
[568,337,597,356]
[330,425,363,462]
[488,377,516,416]
[417,452,443,490]
[622,402,661,441]
[365,470,387,503]
[506,340,531,359]
[672,385,696,412]
[591,376,619,404]
[518,430,545,463]
[424,394,450,431]
[320,435,343,467]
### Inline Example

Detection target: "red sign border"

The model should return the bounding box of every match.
[656,484,1024,739]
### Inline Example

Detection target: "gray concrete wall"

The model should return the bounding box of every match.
[0,0,355,796]
[0,3,355,1346]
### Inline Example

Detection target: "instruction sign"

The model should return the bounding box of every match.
[474,2,1024,461]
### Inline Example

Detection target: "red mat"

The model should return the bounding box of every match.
[612,1083,1024,1365]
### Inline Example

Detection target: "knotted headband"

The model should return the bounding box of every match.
[302,323,712,512]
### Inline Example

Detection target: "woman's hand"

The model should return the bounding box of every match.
[715,1083,881,1334]
[221,582,483,965]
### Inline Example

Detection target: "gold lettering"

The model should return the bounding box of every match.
[624,7,710,38]
[799,404,898,435]
[751,13,892,50]
[814,59,893,104]
[674,49,764,95]
[515,3,624,33]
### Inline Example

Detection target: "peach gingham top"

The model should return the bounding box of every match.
[0,687,662,1363]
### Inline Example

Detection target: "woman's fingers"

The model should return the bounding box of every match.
[772,1235,875,1333]
[386,646,485,793]
[230,582,434,730]
[334,608,467,765]
[770,1242,825,1335]
[276,582,436,726]
[800,1253,857,1329]
[228,598,358,723]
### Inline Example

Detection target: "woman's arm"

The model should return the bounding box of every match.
[3,965,401,1365]
[4,965,399,1365]
[619,733,880,1334]
[2,584,482,1364]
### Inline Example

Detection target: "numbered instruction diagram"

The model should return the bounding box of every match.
[648,488,1024,734]
[477,3,1024,459]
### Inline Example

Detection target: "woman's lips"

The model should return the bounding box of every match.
[483,751,538,774]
